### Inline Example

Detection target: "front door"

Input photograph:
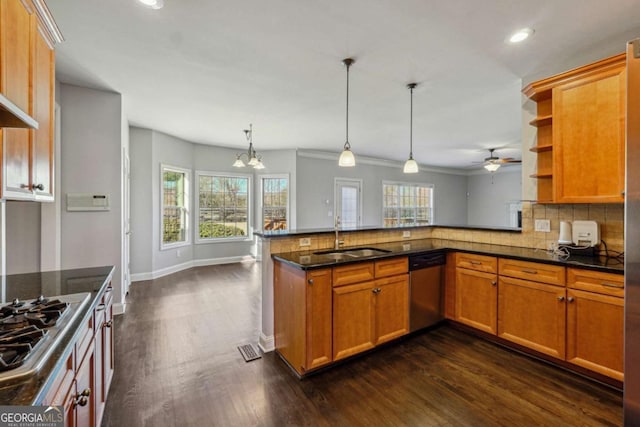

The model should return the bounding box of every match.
[335,178,362,228]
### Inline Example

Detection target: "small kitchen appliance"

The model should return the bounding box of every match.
[572,220,600,247]
[558,221,573,245]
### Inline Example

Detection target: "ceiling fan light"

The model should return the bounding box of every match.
[233,157,245,168]
[339,147,356,167]
[484,163,501,172]
[403,158,419,174]
[138,0,163,9]
[509,28,534,43]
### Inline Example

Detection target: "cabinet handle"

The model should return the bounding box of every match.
[73,388,91,407]
[96,304,106,311]
[104,320,113,328]
[622,191,626,196]
[105,286,113,293]
[470,261,482,265]
[372,288,381,294]
[307,279,314,285]
[32,183,44,191]
[491,281,497,286]
[521,269,538,274]
[567,297,575,303]
[557,296,565,302]
[602,282,624,289]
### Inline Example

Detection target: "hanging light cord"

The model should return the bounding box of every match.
[344,58,353,150]
[409,85,414,158]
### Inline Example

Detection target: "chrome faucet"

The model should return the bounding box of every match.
[335,216,343,249]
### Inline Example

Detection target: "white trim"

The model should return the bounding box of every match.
[160,164,191,250]
[259,333,275,353]
[335,177,363,227]
[130,255,255,282]
[113,302,126,315]
[195,170,252,243]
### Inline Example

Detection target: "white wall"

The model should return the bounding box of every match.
[466,168,522,227]
[59,84,123,306]
[295,152,469,229]
[129,128,153,275]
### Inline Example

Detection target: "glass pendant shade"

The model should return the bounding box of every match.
[484,163,501,172]
[403,157,419,173]
[248,156,259,166]
[232,124,266,169]
[233,157,245,168]
[254,159,265,169]
[339,147,356,167]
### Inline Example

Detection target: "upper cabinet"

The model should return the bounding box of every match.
[523,54,626,204]
[0,0,60,201]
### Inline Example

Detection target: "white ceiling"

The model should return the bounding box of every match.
[48,0,640,169]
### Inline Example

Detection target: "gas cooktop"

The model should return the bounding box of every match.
[0,292,91,385]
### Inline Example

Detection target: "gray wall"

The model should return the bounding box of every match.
[59,84,123,304]
[466,168,522,227]
[295,153,468,229]
[129,128,153,275]
[6,202,41,274]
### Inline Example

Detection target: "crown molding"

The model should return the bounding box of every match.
[32,0,64,44]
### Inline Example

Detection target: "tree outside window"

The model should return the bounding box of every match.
[198,173,250,240]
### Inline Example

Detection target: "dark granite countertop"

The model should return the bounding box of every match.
[255,224,521,238]
[0,266,115,405]
[272,239,624,274]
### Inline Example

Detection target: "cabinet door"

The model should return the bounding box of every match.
[455,268,497,334]
[332,281,375,360]
[498,276,566,358]
[374,274,409,345]
[31,23,54,200]
[566,289,624,380]
[553,65,626,203]
[75,338,96,427]
[94,307,105,424]
[102,296,114,401]
[1,0,33,199]
[305,269,332,370]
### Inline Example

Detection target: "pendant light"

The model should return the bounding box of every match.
[403,83,419,174]
[232,124,265,169]
[338,58,356,167]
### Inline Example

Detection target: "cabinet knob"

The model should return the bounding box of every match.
[307,279,314,285]
[491,281,497,286]
[567,297,575,303]
[32,183,44,191]
[104,320,113,328]
[372,288,381,294]
[96,304,106,311]
[557,296,565,302]
[73,388,91,407]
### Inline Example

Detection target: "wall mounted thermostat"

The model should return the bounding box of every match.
[66,193,110,211]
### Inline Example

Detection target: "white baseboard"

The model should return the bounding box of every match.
[259,333,275,353]
[113,302,126,315]
[130,255,256,282]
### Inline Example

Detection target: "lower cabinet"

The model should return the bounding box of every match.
[42,283,115,427]
[455,268,497,334]
[274,257,408,375]
[498,276,566,359]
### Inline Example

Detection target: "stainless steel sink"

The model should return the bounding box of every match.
[314,247,391,259]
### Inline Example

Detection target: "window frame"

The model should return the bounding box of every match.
[381,180,434,227]
[259,174,290,232]
[160,164,191,250]
[195,170,253,244]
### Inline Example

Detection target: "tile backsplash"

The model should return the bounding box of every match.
[267,202,624,255]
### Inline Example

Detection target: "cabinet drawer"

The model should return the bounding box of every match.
[455,253,497,274]
[499,258,565,286]
[333,262,374,287]
[374,257,408,278]
[567,268,624,297]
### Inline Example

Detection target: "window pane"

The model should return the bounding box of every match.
[382,182,433,226]
[199,174,249,239]
[263,177,288,230]
[162,168,188,245]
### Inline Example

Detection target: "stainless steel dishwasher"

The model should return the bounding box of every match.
[409,252,446,332]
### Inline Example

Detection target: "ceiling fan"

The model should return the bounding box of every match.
[478,148,521,172]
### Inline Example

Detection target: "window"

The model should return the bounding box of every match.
[161,165,190,248]
[197,172,251,241]
[382,181,433,226]
[335,178,362,228]
[261,175,289,231]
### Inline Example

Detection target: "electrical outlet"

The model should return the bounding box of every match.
[299,238,311,247]
[534,219,551,232]
[402,230,411,238]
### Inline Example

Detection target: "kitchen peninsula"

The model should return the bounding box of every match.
[257,213,624,386]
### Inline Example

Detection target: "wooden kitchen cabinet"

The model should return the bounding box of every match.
[454,253,498,334]
[524,53,626,203]
[566,268,624,381]
[333,281,376,360]
[0,0,58,200]
[374,274,409,345]
[274,262,332,375]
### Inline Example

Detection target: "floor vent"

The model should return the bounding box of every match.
[238,344,262,362]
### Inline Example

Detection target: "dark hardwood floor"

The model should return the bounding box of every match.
[102,263,622,426]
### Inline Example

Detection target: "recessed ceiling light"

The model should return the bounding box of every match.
[509,28,534,43]
[138,0,163,9]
